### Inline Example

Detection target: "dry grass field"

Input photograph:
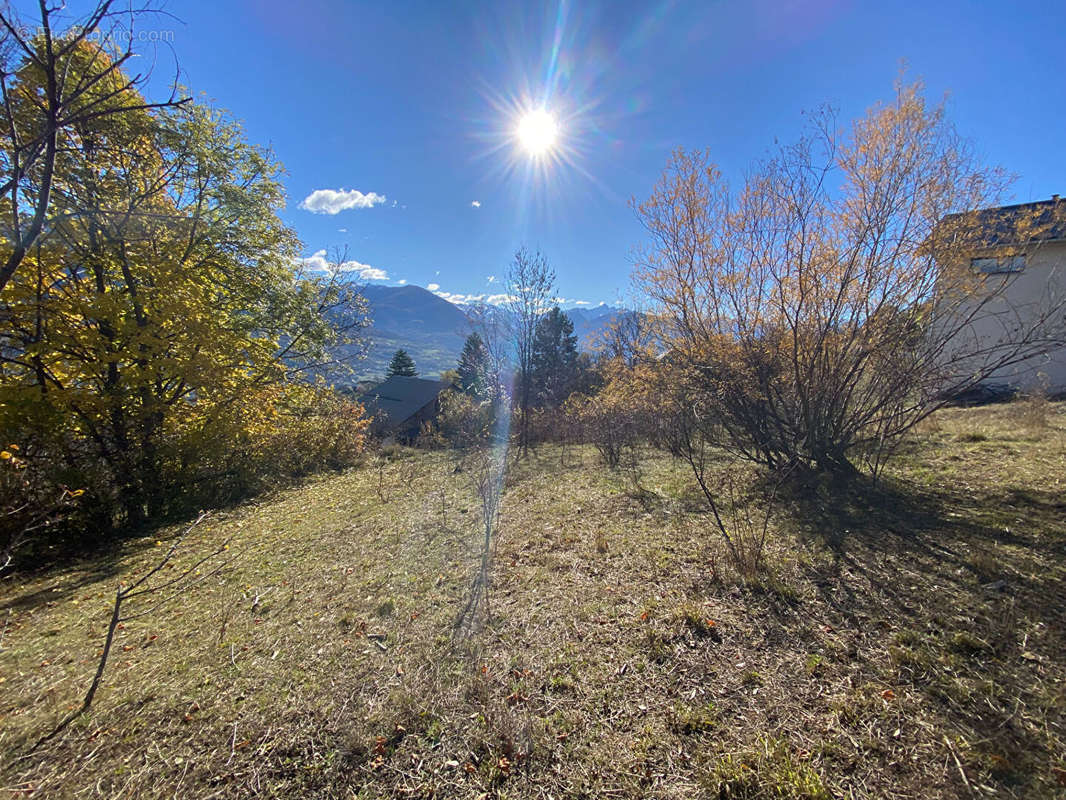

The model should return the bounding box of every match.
[1,402,1064,798]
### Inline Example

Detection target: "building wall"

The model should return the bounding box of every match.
[952,240,1066,393]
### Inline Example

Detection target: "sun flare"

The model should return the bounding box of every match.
[516,109,558,155]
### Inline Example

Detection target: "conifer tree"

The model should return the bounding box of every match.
[530,306,579,408]
[457,333,491,397]
[386,349,418,377]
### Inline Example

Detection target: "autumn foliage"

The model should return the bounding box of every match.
[0,42,369,548]
[631,80,1066,475]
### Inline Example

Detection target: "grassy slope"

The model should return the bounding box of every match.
[1,403,1064,798]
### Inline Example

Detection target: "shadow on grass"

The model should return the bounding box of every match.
[0,462,359,613]
[779,471,1066,790]
[778,471,1066,621]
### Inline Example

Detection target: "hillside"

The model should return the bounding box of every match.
[3,402,1064,798]
[564,304,629,350]
[345,285,627,383]
[355,285,472,382]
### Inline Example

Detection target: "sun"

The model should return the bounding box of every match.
[516,109,558,155]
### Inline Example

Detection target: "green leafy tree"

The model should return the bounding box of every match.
[386,349,418,378]
[0,55,367,529]
[530,306,579,408]
[456,332,491,397]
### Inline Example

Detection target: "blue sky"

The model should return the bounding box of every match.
[92,0,1066,305]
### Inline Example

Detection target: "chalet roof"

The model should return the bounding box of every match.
[942,196,1066,248]
[358,375,449,430]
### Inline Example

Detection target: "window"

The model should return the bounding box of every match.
[971,255,1025,273]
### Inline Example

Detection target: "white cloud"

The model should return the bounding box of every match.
[397,279,407,285]
[300,249,388,281]
[471,200,481,208]
[432,289,515,306]
[338,228,347,233]
[299,189,386,215]
[433,291,473,304]
[429,285,593,308]
[486,275,496,283]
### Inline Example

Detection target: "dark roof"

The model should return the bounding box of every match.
[942,196,1066,248]
[357,376,448,430]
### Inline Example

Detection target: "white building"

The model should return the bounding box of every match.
[941,196,1066,395]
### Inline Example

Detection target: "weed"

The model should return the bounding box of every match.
[967,547,1003,582]
[699,738,830,799]
[741,670,763,687]
[804,654,825,677]
[948,631,991,656]
[672,701,718,735]
[595,528,609,554]
[673,602,720,641]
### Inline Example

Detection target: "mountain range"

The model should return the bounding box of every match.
[340,285,625,383]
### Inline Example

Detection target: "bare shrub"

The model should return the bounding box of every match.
[564,392,638,469]
[633,79,1066,477]
[433,391,497,450]
[372,448,421,504]
[454,448,505,636]
[673,411,785,579]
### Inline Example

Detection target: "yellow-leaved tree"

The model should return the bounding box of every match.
[0,43,368,539]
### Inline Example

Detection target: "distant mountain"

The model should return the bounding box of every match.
[354,285,471,382]
[329,286,628,385]
[563,305,627,350]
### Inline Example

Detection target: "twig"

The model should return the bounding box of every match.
[943,736,975,798]
[28,512,220,752]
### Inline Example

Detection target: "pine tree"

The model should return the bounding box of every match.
[456,333,490,397]
[386,349,418,377]
[530,306,579,408]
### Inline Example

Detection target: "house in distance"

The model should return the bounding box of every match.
[357,375,450,442]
